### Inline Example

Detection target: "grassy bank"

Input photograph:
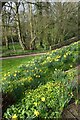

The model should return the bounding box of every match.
[2,56,39,76]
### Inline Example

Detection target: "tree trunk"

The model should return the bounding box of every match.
[4,25,9,49]
[10,28,16,51]
[28,3,34,50]
[15,2,26,50]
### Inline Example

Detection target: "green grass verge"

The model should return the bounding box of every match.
[2,56,39,76]
[1,43,48,57]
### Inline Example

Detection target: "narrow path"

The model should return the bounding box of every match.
[62,102,80,119]
[0,52,46,60]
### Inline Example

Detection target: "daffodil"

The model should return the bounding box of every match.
[34,102,37,106]
[29,77,33,81]
[66,52,68,56]
[4,74,6,77]
[36,75,38,78]
[47,57,51,60]
[34,110,39,116]
[3,77,6,80]
[64,55,66,58]
[8,72,10,74]
[56,55,61,59]
[55,68,57,71]
[33,74,35,76]
[38,75,40,78]
[14,74,16,77]
[12,114,18,120]
[54,55,60,61]
[70,65,72,67]
[39,69,42,72]
[41,97,45,102]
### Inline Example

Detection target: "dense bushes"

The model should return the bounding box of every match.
[2,41,79,119]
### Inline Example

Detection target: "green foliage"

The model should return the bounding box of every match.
[4,69,76,119]
[2,2,78,54]
[2,41,79,119]
[2,41,79,97]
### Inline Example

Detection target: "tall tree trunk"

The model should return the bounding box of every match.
[10,28,16,51]
[2,12,9,49]
[4,25,9,49]
[15,2,26,50]
[37,2,44,48]
[28,3,35,50]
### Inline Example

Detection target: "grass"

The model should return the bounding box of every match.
[2,56,39,76]
[1,43,48,57]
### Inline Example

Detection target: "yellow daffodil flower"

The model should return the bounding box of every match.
[29,77,33,81]
[38,75,40,78]
[4,74,6,77]
[34,110,39,116]
[39,69,42,72]
[54,55,60,61]
[64,55,66,58]
[14,74,16,77]
[66,52,68,56]
[36,75,38,78]
[12,114,18,120]
[34,74,36,76]
[70,65,72,67]
[41,97,45,102]
[56,55,61,59]
[8,72,10,74]
[34,102,37,106]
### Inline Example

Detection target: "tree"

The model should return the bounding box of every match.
[15,2,27,50]
[2,5,9,49]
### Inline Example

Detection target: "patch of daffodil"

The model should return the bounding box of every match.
[8,72,10,74]
[28,77,33,81]
[54,55,61,61]
[36,75,40,78]
[12,114,18,120]
[4,74,7,77]
[41,97,45,102]
[70,65,72,68]
[14,74,16,77]
[34,110,39,116]
[64,55,66,58]
[33,102,38,106]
